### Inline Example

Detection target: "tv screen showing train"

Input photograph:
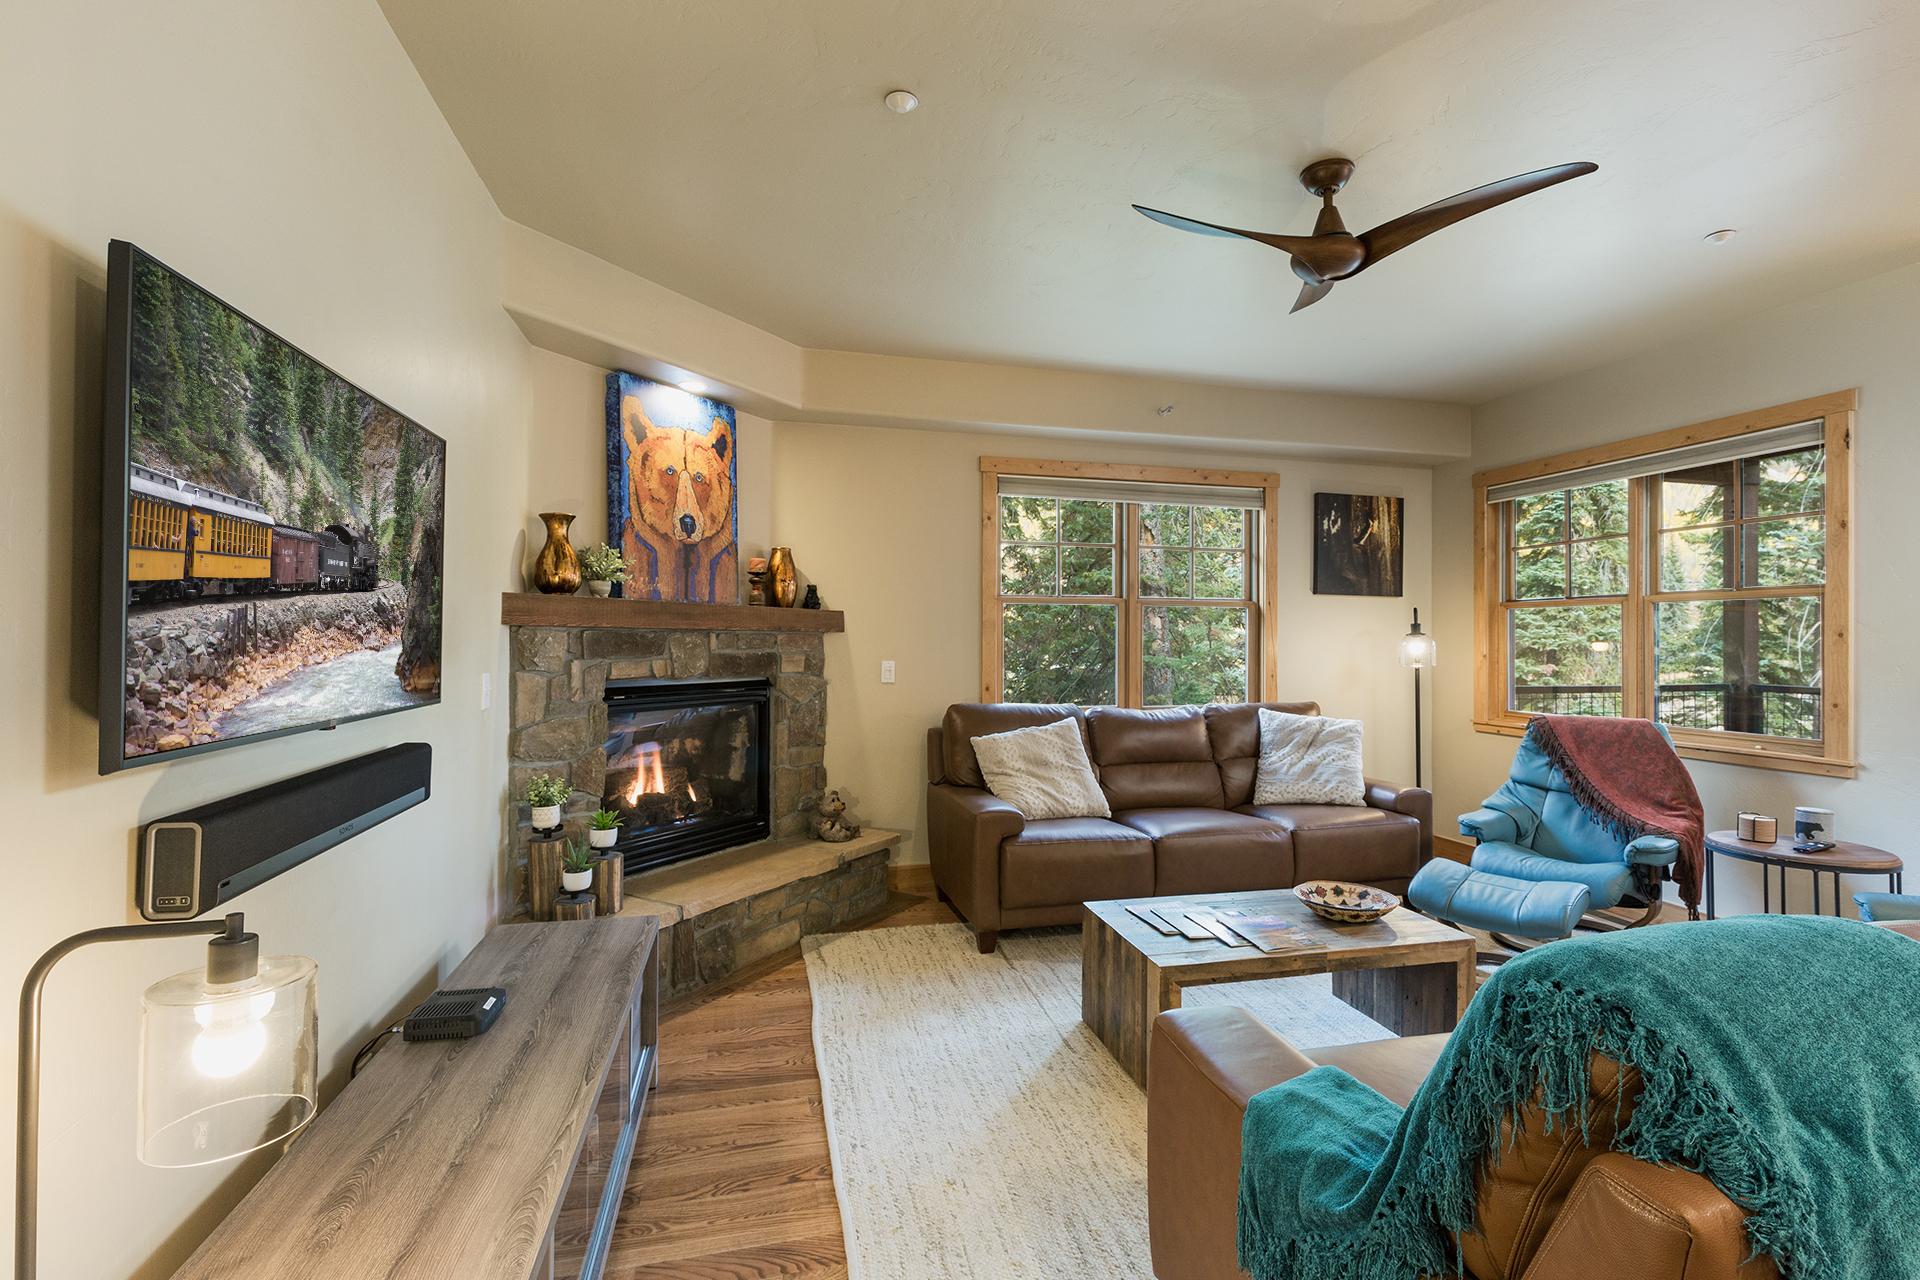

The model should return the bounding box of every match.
[100,242,447,772]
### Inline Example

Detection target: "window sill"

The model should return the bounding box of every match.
[1471,718,1857,779]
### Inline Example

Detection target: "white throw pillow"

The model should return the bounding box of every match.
[969,718,1111,820]
[1253,709,1366,806]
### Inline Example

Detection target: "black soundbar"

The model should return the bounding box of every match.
[138,743,432,920]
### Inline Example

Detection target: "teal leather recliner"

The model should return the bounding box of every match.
[1409,726,1683,944]
[1855,893,1920,922]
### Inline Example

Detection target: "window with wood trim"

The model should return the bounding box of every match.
[1474,392,1854,777]
[980,458,1281,707]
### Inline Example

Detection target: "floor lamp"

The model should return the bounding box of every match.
[1399,608,1436,788]
[15,913,317,1280]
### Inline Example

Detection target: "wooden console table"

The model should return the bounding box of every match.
[175,916,659,1280]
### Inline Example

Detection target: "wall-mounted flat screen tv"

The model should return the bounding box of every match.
[99,241,446,773]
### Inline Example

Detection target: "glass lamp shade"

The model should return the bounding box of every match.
[1399,631,1437,669]
[138,954,318,1168]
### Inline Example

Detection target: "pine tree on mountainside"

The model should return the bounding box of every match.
[295,357,327,463]
[131,259,187,459]
[391,425,421,568]
[249,335,296,470]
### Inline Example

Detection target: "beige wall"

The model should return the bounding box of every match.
[771,423,1433,862]
[1432,260,1920,917]
[0,4,531,1275]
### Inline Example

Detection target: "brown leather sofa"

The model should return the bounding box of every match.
[1147,919,1920,1280]
[927,702,1432,953]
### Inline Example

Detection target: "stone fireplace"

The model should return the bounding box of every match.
[506,614,830,915]
[503,596,897,1001]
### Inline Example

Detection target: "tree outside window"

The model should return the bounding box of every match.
[988,466,1271,708]
[1475,395,1851,776]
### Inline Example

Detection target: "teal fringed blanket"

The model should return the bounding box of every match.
[1238,917,1920,1280]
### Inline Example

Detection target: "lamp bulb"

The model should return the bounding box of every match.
[191,988,275,1079]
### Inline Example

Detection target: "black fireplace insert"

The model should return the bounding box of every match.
[600,677,772,873]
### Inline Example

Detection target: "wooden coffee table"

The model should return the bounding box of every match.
[1081,889,1475,1087]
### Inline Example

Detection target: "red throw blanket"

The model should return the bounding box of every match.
[1527,715,1705,913]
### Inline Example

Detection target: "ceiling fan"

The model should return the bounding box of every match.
[1133,157,1597,313]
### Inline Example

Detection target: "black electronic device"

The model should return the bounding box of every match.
[403,987,507,1041]
[1794,815,1835,854]
[137,742,431,920]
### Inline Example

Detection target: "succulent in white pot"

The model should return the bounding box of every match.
[588,808,621,849]
[561,839,595,894]
[526,773,569,831]
[577,542,634,599]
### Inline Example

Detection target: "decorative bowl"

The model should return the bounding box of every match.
[1294,880,1400,924]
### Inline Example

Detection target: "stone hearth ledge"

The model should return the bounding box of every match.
[618,827,903,923]
[617,828,902,999]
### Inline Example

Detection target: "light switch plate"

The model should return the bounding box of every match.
[880,660,896,685]
[480,672,492,710]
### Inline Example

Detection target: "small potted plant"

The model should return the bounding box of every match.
[561,839,595,894]
[588,808,621,849]
[526,773,569,831]
[577,543,633,598]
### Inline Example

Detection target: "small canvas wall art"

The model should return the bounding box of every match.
[1313,493,1404,596]
[605,372,739,603]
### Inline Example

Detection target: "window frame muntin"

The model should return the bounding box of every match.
[1473,391,1854,778]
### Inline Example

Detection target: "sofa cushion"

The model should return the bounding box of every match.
[1205,702,1322,807]
[1253,709,1366,806]
[940,703,1085,788]
[1086,706,1224,810]
[1000,817,1153,909]
[1240,803,1420,886]
[1117,807,1294,895]
[969,716,1111,820]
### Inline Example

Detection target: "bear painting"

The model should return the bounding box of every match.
[605,372,739,603]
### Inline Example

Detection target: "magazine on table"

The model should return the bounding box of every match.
[1213,909,1323,953]
[1126,902,1222,942]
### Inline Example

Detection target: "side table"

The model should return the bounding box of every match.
[1703,830,1904,919]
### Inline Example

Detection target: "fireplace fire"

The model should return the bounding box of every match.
[601,678,772,873]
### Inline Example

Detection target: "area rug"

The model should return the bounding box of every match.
[802,923,1392,1279]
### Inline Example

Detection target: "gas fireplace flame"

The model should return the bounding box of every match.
[622,742,669,806]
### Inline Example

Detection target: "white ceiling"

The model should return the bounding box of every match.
[379,0,1920,403]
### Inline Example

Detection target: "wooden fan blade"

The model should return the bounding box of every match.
[1132,205,1320,255]
[1291,281,1333,313]
[1356,162,1597,268]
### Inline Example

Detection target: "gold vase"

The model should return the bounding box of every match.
[533,512,582,595]
[768,546,798,608]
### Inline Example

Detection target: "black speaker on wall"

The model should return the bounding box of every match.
[138,743,432,920]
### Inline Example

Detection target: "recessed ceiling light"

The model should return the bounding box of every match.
[1703,229,1738,244]
[884,89,919,115]
[677,380,708,394]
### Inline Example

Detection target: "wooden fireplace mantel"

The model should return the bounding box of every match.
[500,592,845,633]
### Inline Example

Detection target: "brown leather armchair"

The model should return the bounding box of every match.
[928,702,1432,953]
[1147,920,1920,1280]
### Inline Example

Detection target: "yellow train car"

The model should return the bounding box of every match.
[189,505,273,582]
[128,464,272,595]
[128,489,188,584]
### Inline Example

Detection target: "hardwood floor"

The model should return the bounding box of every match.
[607,870,956,1278]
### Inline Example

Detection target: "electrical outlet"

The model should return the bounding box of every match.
[480,672,492,710]
[880,660,896,685]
